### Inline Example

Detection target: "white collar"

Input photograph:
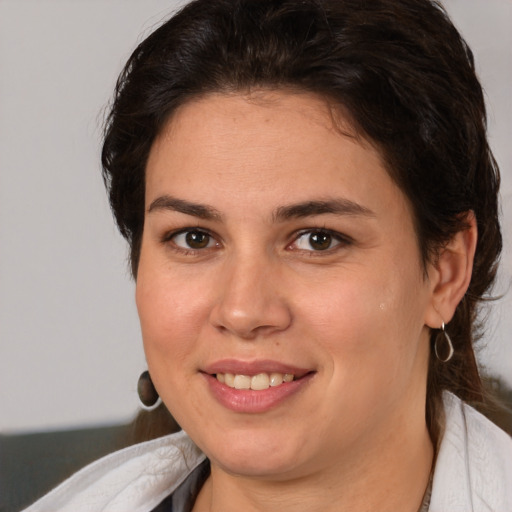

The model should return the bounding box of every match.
[23,429,205,512]
[430,392,512,511]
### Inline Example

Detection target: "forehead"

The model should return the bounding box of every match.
[150,92,373,173]
[173,89,352,128]
[158,90,367,151]
[145,90,408,221]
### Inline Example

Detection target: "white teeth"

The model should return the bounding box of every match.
[224,373,235,387]
[216,372,295,390]
[269,372,283,386]
[251,373,270,390]
[234,375,251,389]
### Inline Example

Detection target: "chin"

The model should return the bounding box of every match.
[199,428,309,478]
[215,452,301,479]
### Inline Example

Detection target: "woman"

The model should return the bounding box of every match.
[24,0,511,511]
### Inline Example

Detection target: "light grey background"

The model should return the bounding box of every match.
[1,0,510,434]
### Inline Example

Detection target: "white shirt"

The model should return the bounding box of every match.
[23,393,512,512]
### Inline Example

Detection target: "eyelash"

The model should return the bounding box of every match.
[161,228,218,255]
[161,227,352,255]
[289,228,353,254]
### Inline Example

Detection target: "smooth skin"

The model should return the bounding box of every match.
[136,91,477,512]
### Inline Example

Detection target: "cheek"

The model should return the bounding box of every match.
[135,268,212,421]
[300,267,428,431]
[136,262,208,365]
[300,259,427,371]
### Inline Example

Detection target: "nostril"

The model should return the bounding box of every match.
[209,295,293,339]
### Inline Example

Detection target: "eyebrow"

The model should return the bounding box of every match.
[147,195,374,222]
[148,195,222,221]
[273,199,375,222]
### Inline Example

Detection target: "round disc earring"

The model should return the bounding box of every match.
[137,370,162,410]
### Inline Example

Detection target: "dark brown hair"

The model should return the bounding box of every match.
[102,0,502,443]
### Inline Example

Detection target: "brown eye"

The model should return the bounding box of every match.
[185,231,210,249]
[171,230,215,250]
[308,232,332,251]
[292,230,348,252]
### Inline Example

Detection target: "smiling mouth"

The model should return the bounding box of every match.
[205,368,315,412]
[215,372,295,390]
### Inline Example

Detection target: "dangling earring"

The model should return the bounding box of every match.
[137,370,161,410]
[434,322,454,363]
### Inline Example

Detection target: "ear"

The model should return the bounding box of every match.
[424,212,477,328]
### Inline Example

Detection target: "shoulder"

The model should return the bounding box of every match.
[22,430,206,512]
[430,392,512,512]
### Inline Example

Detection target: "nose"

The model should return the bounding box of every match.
[209,254,292,339]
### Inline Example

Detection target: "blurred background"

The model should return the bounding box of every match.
[0,0,510,435]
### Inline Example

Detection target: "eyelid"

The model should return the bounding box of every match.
[161,227,221,252]
[288,228,353,252]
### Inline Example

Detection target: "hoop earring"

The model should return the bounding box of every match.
[137,370,161,410]
[434,322,454,363]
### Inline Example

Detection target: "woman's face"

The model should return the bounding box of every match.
[137,91,435,479]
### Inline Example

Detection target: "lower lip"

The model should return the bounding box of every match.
[204,373,314,413]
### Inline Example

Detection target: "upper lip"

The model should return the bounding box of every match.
[202,359,312,378]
